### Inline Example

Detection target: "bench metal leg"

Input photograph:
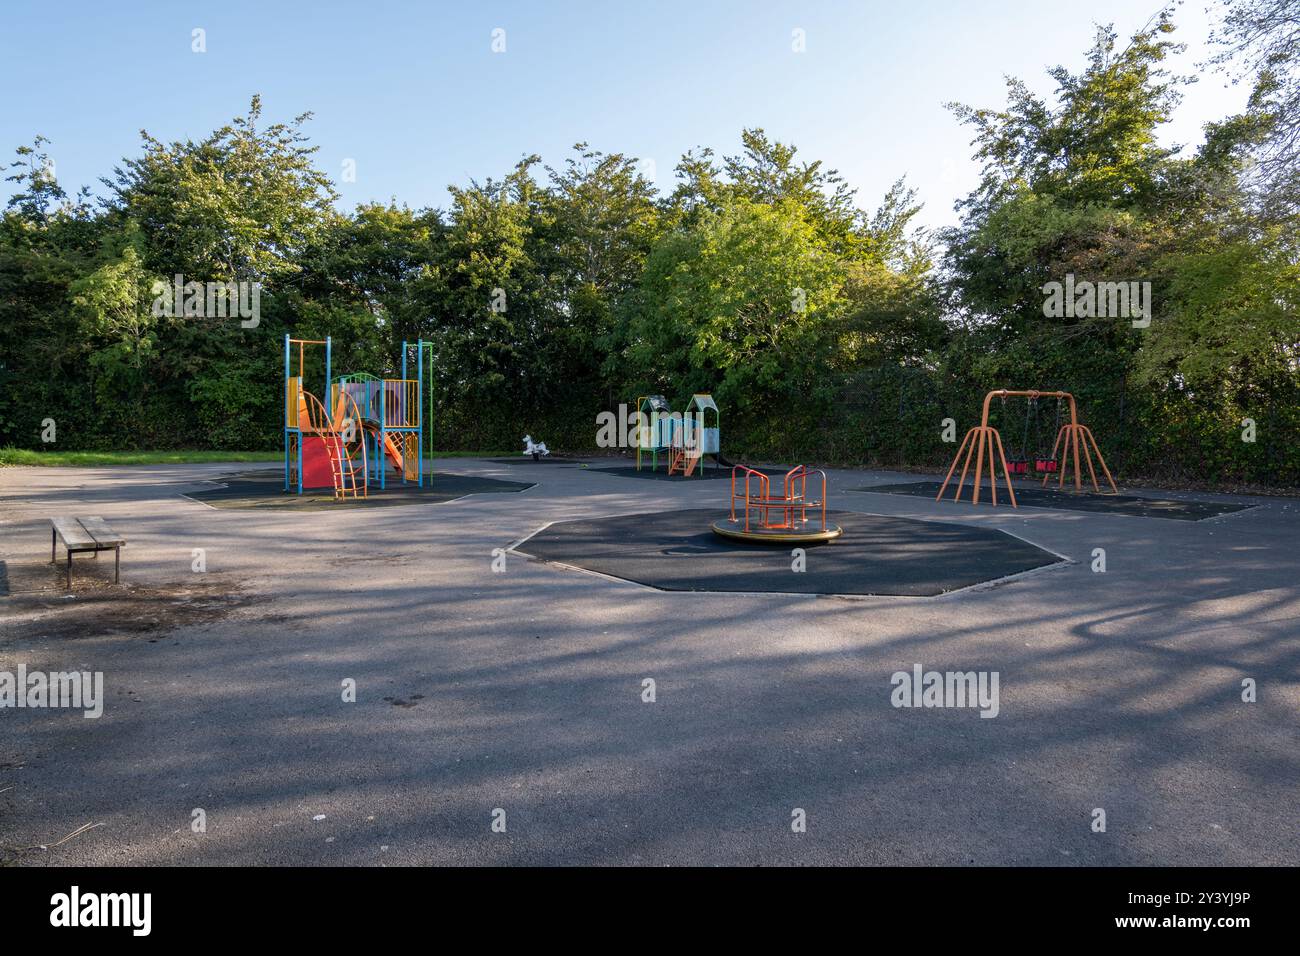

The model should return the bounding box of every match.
[114,547,120,583]
[66,551,72,590]
[52,528,56,563]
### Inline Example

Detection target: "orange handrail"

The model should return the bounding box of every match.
[728,464,830,532]
[729,464,770,531]
[334,390,368,499]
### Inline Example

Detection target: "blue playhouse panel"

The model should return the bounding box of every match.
[655,415,676,448]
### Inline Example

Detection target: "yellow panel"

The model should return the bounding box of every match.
[285,378,301,427]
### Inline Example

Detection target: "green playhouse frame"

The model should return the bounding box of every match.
[633,392,720,475]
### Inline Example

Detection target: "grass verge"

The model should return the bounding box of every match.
[0,448,282,467]
[0,448,532,467]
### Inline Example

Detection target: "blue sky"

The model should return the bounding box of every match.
[0,0,1251,233]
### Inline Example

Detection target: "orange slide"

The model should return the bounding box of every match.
[380,430,404,472]
[355,417,404,473]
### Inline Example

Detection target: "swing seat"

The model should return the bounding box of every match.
[1007,458,1029,476]
[1034,457,1058,474]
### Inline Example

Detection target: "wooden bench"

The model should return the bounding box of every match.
[50,516,126,590]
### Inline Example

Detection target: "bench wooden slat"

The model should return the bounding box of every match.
[77,516,126,548]
[51,517,97,550]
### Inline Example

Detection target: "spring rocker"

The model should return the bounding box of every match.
[937,389,1117,507]
[711,464,843,543]
[521,435,550,460]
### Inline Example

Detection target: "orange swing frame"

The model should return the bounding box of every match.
[936,389,1117,507]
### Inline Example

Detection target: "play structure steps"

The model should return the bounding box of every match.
[293,388,366,500]
[355,418,404,473]
[667,442,700,476]
[324,391,364,499]
[329,434,363,499]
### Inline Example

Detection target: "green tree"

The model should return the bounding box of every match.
[104,95,337,282]
[1212,0,1300,216]
[621,197,845,415]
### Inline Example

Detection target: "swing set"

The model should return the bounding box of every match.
[937,390,1117,507]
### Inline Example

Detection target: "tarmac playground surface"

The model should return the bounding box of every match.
[0,456,1296,865]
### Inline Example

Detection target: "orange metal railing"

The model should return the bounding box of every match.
[729,465,830,532]
[381,379,419,428]
[334,390,368,499]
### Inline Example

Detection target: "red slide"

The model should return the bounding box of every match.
[301,436,341,489]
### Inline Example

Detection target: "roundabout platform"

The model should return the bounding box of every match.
[513,508,1062,597]
[709,519,843,544]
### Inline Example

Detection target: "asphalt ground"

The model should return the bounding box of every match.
[857,480,1254,521]
[1,460,1295,865]
[183,469,533,510]
[591,463,780,481]
[484,457,584,466]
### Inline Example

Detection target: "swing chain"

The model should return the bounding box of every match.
[1034,395,1063,474]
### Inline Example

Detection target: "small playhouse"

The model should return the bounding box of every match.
[634,392,720,476]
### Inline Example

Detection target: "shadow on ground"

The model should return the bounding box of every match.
[183,470,534,510]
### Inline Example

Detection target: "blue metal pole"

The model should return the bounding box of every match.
[401,341,408,485]
[296,335,304,494]
[427,340,434,487]
[323,336,333,495]
[417,339,424,488]
[283,334,290,492]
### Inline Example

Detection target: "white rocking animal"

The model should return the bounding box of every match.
[522,434,550,460]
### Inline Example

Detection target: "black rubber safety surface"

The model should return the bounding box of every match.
[852,481,1255,521]
[514,507,1062,596]
[183,470,533,510]
[485,457,583,465]
[591,464,785,481]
